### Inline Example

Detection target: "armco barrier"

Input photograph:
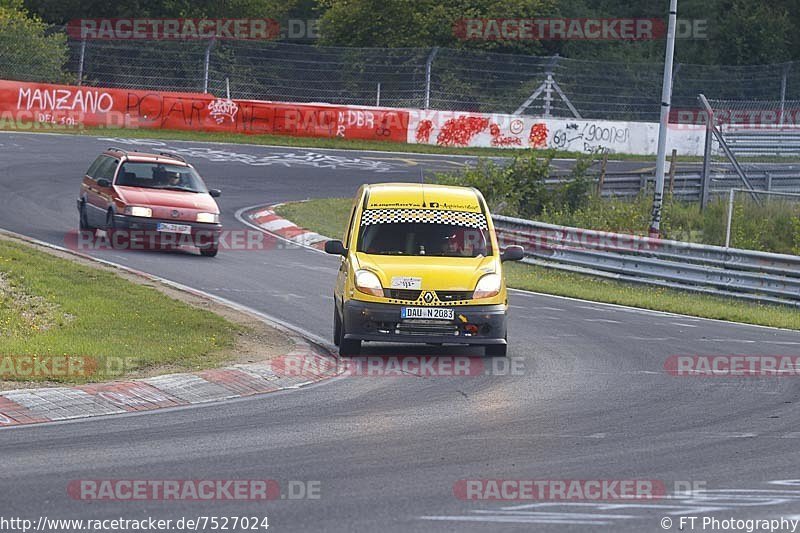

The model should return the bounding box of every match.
[407,110,706,156]
[0,80,409,142]
[0,78,706,156]
[493,215,800,307]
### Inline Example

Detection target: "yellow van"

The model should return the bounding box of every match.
[324,183,524,356]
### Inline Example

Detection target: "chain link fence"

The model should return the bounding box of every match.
[4,28,800,122]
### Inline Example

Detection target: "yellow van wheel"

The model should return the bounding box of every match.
[333,307,341,347]
[338,311,361,356]
[485,343,507,357]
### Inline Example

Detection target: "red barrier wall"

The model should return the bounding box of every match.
[0,80,409,142]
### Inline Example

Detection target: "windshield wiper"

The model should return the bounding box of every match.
[153,186,200,193]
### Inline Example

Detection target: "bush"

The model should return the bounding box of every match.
[435,150,596,219]
[0,1,68,83]
[437,154,800,255]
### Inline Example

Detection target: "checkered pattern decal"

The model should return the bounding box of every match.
[360,209,488,229]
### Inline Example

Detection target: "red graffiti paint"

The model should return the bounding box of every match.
[416,119,433,143]
[529,122,549,148]
[436,116,489,147]
[1,80,409,142]
[489,123,522,146]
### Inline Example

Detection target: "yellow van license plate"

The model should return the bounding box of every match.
[402,307,454,320]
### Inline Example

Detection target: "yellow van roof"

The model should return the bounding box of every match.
[365,183,482,213]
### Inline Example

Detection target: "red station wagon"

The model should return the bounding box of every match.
[77,148,222,257]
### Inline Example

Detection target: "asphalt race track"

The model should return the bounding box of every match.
[1,131,800,532]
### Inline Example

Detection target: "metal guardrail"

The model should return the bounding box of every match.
[492,215,800,307]
[550,168,800,200]
[725,131,800,157]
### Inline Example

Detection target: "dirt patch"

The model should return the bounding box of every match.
[0,271,74,334]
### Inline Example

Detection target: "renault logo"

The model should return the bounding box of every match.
[423,291,434,303]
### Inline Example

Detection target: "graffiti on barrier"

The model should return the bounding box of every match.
[406,112,675,154]
[528,123,548,148]
[3,80,409,142]
[489,123,522,147]
[430,116,524,147]
[552,122,631,152]
[436,116,490,146]
[208,98,239,124]
[17,86,114,113]
[416,119,433,143]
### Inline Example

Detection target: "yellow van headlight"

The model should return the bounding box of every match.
[355,270,384,297]
[473,274,501,299]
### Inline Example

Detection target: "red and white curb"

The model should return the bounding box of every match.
[247,206,329,250]
[0,349,339,427]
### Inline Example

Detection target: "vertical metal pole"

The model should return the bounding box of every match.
[725,188,735,248]
[649,0,678,237]
[203,38,214,94]
[668,148,677,194]
[226,77,230,99]
[700,108,713,210]
[77,37,87,87]
[543,74,553,117]
[780,64,788,126]
[424,47,439,109]
[376,83,381,107]
[597,151,608,195]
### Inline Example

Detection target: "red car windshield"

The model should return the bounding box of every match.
[116,162,208,193]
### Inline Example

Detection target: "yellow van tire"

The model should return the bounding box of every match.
[339,337,361,356]
[485,343,507,357]
[338,312,361,356]
[333,307,341,347]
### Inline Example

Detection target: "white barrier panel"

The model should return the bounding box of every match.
[407,110,705,156]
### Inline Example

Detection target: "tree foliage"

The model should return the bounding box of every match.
[317,0,555,54]
[0,1,68,82]
[23,0,308,25]
[317,0,800,65]
[19,0,800,65]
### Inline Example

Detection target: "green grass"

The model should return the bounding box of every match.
[275,198,800,330]
[0,123,702,161]
[0,239,240,384]
[276,198,353,241]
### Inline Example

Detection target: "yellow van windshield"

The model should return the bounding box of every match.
[357,209,491,257]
